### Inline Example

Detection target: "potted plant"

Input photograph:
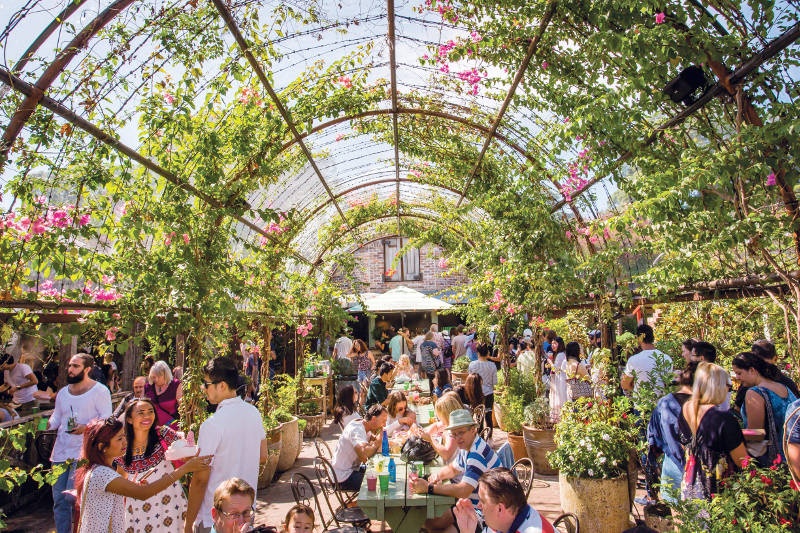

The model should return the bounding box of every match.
[501,394,527,461]
[522,397,558,475]
[548,397,638,532]
[451,356,470,384]
[270,375,302,472]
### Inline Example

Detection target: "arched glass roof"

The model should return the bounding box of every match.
[1,0,798,306]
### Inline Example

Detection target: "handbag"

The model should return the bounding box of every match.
[401,436,437,464]
[680,432,707,500]
[745,387,779,467]
[566,378,593,400]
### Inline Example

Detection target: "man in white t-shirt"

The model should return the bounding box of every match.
[48,353,113,533]
[621,324,673,394]
[185,357,267,533]
[331,404,387,490]
[0,353,38,413]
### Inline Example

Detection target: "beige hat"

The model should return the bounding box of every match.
[444,409,477,431]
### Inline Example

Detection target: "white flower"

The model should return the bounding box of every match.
[588,469,594,477]
[599,456,607,463]
[602,433,610,441]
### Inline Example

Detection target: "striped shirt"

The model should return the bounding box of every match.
[454,435,503,505]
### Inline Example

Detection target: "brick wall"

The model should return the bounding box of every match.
[330,240,470,294]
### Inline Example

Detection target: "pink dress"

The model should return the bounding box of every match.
[145,379,180,429]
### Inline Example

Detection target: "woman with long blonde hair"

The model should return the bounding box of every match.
[416,391,462,463]
[679,362,748,500]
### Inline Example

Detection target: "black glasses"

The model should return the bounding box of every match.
[202,380,221,389]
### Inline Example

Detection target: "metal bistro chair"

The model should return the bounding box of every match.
[315,437,333,461]
[479,426,492,444]
[510,457,535,498]
[471,404,486,427]
[313,457,371,531]
[552,512,580,533]
[290,472,365,533]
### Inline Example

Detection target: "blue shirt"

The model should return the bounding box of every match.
[455,435,503,505]
[742,386,797,446]
[784,398,800,446]
[465,334,477,361]
[648,392,691,468]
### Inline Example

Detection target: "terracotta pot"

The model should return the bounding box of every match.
[276,417,300,472]
[299,413,325,438]
[559,473,631,532]
[258,430,282,489]
[451,371,468,385]
[522,425,557,475]
[507,433,528,463]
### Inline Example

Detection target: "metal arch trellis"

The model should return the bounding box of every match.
[210,0,365,249]
[455,1,557,208]
[0,67,314,266]
[549,22,800,215]
[308,211,478,273]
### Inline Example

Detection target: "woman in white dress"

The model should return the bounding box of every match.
[118,398,189,532]
[549,337,568,420]
[74,417,211,533]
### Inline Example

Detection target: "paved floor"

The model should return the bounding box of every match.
[3,418,648,532]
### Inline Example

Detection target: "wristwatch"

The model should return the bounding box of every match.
[427,484,435,495]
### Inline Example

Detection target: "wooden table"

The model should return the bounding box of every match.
[358,458,454,532]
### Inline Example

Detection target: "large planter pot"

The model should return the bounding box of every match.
[258,430,282,489]
[507,433,528,462]
[299,413,325,438]
[451,371,468,385]
[296,429,304,460]
[522,425,557,475]
[559,473,631,532]
[276,417,300,472]
[493,401,506,431]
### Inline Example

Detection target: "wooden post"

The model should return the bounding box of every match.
[58,332,77,386]
[175,334,186,369]
[120,321,143,390]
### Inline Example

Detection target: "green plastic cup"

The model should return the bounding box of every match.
[378,473,389,492]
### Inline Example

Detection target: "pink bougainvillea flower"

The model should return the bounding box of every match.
[163,91,175,105]
[541,61,548,70]
[766,172,777,186]
[34,195,47,205]
[335,133,345,141]
[603,227,611,240]
[337,76,353,89]
[440,64,450,74]
[182,233,190,244]
[78,214,91,226]
[589,235,599,244]
[164,235,172,247]
[469,31,482,43]
[105,327,119,342]
[565,230,573,239]
[499,257,507,264]
[101,275,115,285]
[655,12,666,24]
[112,313,121,319]
[437,257,449,269]
[30,217,48,235]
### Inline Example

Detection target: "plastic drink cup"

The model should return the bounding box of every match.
[366,472,377,492]
[379,473,389,492]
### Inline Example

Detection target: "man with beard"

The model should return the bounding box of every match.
[48,352,113,533]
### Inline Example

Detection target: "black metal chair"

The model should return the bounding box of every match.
[312,457,371,530]
[511,457,534,498]
[315,437,333,461]
[471,404,485,426]
[552,512,579,533]
[290,472,365,533]
[479,426,492,443]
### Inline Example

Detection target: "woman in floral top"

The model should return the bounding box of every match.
[118,398,188,532]
[348,339,375,389]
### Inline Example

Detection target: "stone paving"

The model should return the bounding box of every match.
[3,417,648,532]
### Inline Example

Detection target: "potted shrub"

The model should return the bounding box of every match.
[548,397,638,532]
[500,394,527,461]
[270,375,301,471]
[522,397,558,475]
[451,356,470,384]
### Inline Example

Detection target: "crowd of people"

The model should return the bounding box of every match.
[3,317,799,532]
